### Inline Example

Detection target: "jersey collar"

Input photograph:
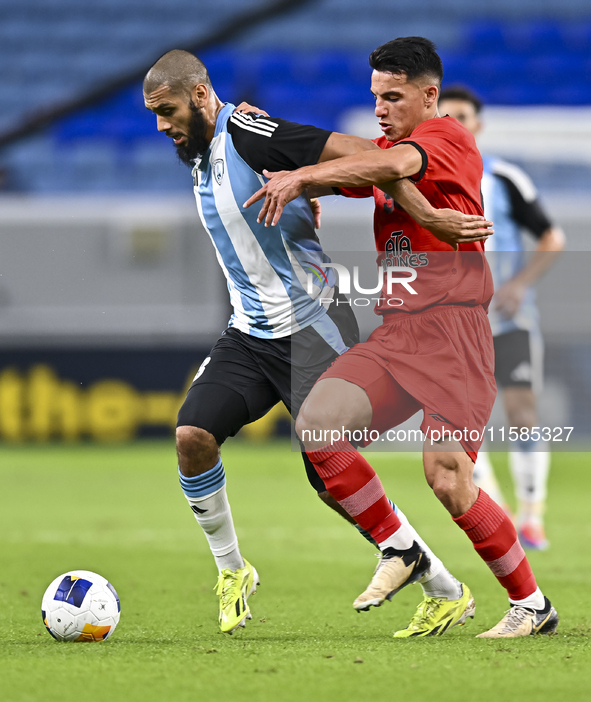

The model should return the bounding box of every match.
[192,103,235,175]
[215,103,235,137]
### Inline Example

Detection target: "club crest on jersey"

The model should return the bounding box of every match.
[213,159,225,185]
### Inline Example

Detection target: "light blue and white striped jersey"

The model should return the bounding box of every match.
[481,156,548,336]
[191,103,338,341]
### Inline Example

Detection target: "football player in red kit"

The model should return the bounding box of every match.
[246,37,558,638]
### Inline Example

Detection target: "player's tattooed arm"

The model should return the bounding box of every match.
[382,179,494,250]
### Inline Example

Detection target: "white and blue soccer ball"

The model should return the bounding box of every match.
[41,570,121,642]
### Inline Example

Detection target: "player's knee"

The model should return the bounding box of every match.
[176,425,219,477]
[296,398,345,441]
[295,402,324,439]
[506,407,536,430]
[296,380,371,444]
[504,387,537,429]
[428,457,463,502]
[431,476,455,504]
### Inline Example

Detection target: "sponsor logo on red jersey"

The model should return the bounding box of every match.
[384,233,429,269]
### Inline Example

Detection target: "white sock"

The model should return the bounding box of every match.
[378,520,414,551]
[510,586,545,611]
[179,461,244,572]
[473,451,506,507]
[395,507,462,600]
[421,569,463,600]
[509,447,550,507]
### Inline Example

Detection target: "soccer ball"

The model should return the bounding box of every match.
[41,570,121,642]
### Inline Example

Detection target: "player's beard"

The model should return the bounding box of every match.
[175,100,209,166]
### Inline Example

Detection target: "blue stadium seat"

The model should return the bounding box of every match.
[462,21,508,51]
[2,5,591,193]
[504,21,566,54]
[526,54,585,84]
[560,21,591,52]
[291,51,353,87]
[549,83,591,105]
[486,83,552,105]
[257,52,296,86]
[470,53,526,83]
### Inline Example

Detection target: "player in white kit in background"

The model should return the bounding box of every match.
[439,87,566,550]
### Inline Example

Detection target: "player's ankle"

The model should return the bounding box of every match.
[509,586,545,611]
[420,568,463,600]
[378,522,414,551]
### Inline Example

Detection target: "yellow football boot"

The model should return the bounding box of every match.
[393,584,475,637]
[215,559,259,634]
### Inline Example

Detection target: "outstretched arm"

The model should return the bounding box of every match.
[244,144,421,226]
[235,110,491,244]
[244,151,492,247]
[295,132,379,229]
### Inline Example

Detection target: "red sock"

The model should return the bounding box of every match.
[454,489,537,601]
[307,440,401,543]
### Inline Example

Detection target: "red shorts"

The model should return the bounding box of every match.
[320,304,496,461]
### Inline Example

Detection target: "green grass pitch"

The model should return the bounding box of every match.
[0,440,589,701]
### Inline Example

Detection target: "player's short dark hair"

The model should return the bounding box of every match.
[369,37,443,86]
[439,86,483,114]
[144,49,212,97]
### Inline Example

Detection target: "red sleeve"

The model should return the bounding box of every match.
[336,185,374,199]
[397,117,483,212]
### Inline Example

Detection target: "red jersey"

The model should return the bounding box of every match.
[341,116,493,313]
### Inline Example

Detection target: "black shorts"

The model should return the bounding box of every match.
[494,329,538,388]
[177,296,359,492]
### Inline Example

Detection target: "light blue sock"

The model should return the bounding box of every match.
[179,458,226,498]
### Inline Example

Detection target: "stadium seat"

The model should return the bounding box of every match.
[2,4,591,193]
[504,21,566,54]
